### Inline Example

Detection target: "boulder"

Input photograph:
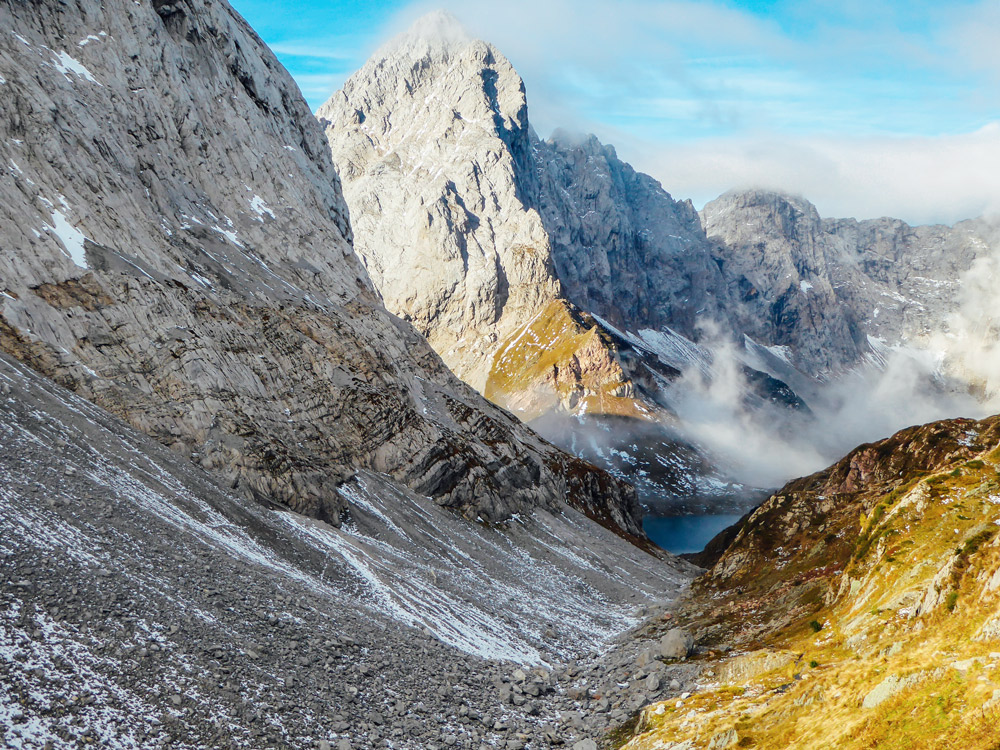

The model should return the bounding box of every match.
[659,629,694,660]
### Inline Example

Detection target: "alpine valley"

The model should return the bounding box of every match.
[2,3,1000,750]
[319,11,1000,514]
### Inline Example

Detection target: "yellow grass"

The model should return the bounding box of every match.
[621,457,1000,750]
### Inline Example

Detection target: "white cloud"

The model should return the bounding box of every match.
[270,42,354,62]
[626,123,1000,224]
[364,0,1000,225]
[943,2,1000,85]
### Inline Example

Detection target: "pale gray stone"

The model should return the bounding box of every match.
[659,629,694,660]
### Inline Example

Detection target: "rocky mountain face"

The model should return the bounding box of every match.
[319,12,733,405]
[319,13,761,509]
[0,351,697,749]
[0,0,645,536]
[317,11,560,393]
[320,13,1000,510]
[0,1,708,745]
[620,414,1000,749]
[702,189,996,375]
[532,130,731,338]
[696,415,1000,627]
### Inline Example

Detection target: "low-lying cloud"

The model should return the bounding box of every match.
[660,245,1000,491]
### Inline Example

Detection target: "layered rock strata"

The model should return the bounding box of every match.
[0,0,642,535]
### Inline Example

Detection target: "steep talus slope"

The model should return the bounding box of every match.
[0,352,695,749]
[702,189,995,374]
[620,414,1000,749]
[0,0,643,534]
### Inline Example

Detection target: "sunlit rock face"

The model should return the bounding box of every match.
[621,415,1000,750]
[319,11,731,397]
[318,10,560,393]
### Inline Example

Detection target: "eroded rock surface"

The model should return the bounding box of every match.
[702,189,998,374]
[532,130,730,337]
[0,0,641,534]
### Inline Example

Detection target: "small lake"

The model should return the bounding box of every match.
[643,514,743,555]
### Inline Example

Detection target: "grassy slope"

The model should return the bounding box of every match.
[484,299,659,422]
[622,416,1000,750]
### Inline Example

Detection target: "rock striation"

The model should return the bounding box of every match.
[0,0,643,535]
[532,130,731,337]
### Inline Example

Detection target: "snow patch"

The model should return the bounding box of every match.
[800,280,813,293]
[50,50,100,84]
[212,225,244,248]
[187,272,214,289]
[248,195,275,221]
[43,203,89,269]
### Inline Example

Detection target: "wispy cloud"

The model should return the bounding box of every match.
[233,0,1000,224]
[269,42,354,63]
[631,123,1000,224]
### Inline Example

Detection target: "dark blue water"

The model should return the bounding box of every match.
[643,514,743,555]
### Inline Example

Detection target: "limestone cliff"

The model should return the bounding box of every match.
[318,13,744,509]
[317,11,560,392]
[532,130,731,337]
[0,0,643,535]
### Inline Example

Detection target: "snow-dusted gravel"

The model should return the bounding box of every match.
[0,354,697,749]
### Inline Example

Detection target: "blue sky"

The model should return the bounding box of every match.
[231,0,1000,224]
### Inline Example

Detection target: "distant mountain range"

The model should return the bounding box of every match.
[318,11,1000,509]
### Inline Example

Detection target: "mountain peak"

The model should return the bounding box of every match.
[708,187,814,211]
[387,9,473,53]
